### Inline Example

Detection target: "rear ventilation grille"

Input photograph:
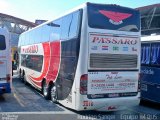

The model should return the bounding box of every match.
[90,53,137,69]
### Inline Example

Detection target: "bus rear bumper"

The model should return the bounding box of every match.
[78,93,140,112]
[0,83,11,94]
[96,97,140,111]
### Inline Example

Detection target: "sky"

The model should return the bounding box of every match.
[0,0,159,22]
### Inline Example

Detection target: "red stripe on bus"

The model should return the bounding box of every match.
[46,41,61,83]
[28,75,41,88]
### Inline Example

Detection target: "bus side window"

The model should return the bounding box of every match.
[151,43,160,65]
[21,55,26,67]
[50,19,61,41]
[61,14,72,40]
[141,43,151,65]
[25,33,30,45]
[68,11,80,39]
[20,34,25,46]
[41,24,50,42]
[61,10,80,41]
[34,27,42,44]
[29,30,35,44]
[0,35,6,50]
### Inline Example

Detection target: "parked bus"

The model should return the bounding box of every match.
[0,28,12,94]
[18,3,141,111]
[141,34,160,103]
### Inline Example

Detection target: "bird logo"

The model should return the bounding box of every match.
[99,10,132,25]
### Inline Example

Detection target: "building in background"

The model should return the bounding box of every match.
[137,4,160,35]
[0,13,36,64]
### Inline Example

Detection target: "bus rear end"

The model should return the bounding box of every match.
[77,3,140,111]
[0,28,11,94]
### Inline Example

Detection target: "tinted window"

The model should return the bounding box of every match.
[21,34,25,46]
[50,19,61,41]
[61,10,80,40]
[141,42,160,66]
[21,55,27,67]
[18,35,22,47]
[61,15,72,40]
[41,24,50,42]
[0,35,6,50]
[21,54,43,72]
[151,43,160,65]
[34,27,42,44]
[141,43,151,65]
[29,30,35,44]
[19,10,80,45]
[25,33,30,45]
[87,3,140,32]
[68,11,80,38]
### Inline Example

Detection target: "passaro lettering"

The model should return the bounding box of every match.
[92,36,137,45]
[24,45,38,53]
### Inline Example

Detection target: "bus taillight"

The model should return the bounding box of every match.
[138,73,141,92]
[80,74,88,95]
[6,74,11,83]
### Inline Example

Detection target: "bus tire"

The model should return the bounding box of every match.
[18,69,23,82]
[42,80,51,100]
[22,71,27,85]
[51,84,57,103]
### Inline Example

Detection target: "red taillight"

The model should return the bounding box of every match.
[6,74,11,83]
[138,73,141,92]
[80,74,88,95]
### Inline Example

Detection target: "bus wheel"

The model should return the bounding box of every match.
[22,72,27,85]
[51,85,57,103]
[18,70,22,81]
[42,81,51,100]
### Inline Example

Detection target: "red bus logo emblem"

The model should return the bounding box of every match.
[99,10,132,25]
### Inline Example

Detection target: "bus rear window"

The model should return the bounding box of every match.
[87,3,140,32]
[0,35,6,50]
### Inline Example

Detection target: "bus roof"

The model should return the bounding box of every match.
[21,2,137,36]
[0,27,9,35]
[141,34,160,42]
[20,3,86,36]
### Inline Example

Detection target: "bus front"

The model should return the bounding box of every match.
[77,3,140,111]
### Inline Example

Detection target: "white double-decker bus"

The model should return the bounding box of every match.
[0,28,12,94]
[18,3,140,111]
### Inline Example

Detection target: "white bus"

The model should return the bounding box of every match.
[18,3,141,111]
[0,28,12,94]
